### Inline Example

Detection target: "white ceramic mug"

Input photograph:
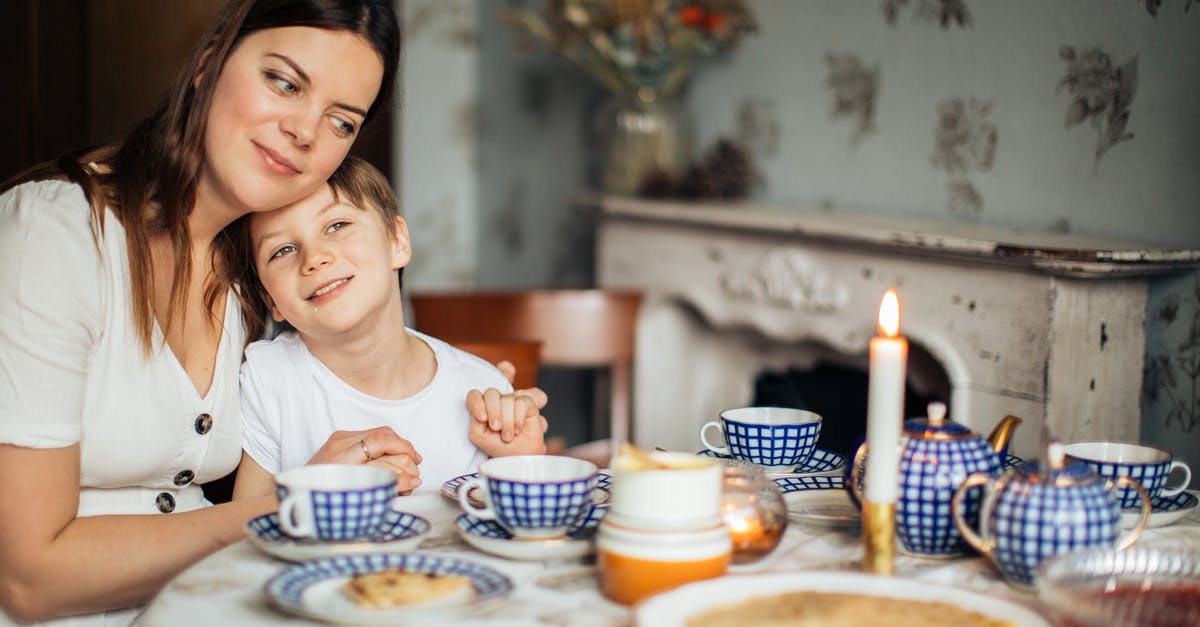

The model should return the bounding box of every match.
[607,451,723,530]
[274,465,399,541]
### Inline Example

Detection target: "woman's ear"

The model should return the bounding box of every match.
[390,216,412,270]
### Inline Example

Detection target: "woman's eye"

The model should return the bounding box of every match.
[325,221,351,235]
[269,244,296,260]
[331,117,356,137]
[265,71,299,95]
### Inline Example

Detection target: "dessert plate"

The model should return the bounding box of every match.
[1120,490,1198,529]
[697,448,847,475]
[635,571,1052,626]
[247,510,429,562]
[455,505,604,561]
[773,475,858,527]
[442,471,612,508]
[264,553,512,625]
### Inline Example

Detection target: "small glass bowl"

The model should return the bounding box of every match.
[1035,546,1200,627]
[718,461,787,564]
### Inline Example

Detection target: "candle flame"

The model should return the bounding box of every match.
[878,290,900,337]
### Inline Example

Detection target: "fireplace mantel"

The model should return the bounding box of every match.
[592,196,1200,458]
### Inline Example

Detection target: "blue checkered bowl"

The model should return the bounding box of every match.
[1063,442,1192,509]
[274,465,398,542]
[458,455,598,540]
[700,407,822,470]
[954,460,1144,588]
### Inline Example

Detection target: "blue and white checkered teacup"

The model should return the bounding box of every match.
[700,407,822,471]
[458,455,599,540]
[1063,442,1192,509]
[274,464,398,542]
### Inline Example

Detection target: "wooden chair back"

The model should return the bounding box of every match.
[444,339,542,390]
[409,290,642,454]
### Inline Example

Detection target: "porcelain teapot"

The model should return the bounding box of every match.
[952,441,1152,588]
[852,402,1022,557]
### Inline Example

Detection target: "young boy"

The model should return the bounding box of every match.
[232,157,546,497]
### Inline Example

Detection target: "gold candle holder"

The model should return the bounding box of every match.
[861,500,895,575]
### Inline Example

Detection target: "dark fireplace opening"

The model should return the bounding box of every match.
[751,343,950,461]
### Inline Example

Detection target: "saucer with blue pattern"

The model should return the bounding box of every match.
[247,509,429,562]
[1120,490,1198,529]
[697,448,847,475]
[454,504,605,561]
[264,552,511,624]
[772,475,858,527]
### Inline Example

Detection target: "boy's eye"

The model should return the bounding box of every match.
[325,221,351,235]
[268,244,297,260]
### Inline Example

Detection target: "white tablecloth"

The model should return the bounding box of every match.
[137,491,1200,626]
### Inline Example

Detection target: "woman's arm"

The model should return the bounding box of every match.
[0,444,275,623]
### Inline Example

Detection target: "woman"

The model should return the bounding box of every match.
[0,1,420,623]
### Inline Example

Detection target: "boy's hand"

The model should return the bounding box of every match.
[307,426,424,492]
[470,409,548,457]
[467,386,548,443]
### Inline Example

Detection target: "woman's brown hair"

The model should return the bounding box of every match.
[0,0,399,353]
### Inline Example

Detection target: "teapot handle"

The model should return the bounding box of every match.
[1113,476,1152,549]
[951,473,996,557]
[849,443,867,505]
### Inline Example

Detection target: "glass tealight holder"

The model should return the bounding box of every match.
[719,461,788,563]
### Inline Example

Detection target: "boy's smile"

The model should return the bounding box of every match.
[250,184,410,341]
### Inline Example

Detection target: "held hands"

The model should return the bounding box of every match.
[307,426,424,494]
[467,359,550,456]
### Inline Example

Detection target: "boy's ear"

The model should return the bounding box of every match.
[265,293,286,324]
[390,216,412,270]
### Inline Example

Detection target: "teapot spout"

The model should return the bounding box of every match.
[987,415,1023,457]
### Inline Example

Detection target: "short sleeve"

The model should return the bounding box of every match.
[240,348,283,474]
[0,181,104,448]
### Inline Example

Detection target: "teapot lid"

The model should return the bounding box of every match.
[1012,441,1102,487]
[902,402,977,441]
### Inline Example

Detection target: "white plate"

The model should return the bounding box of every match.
[634,571,1052,627]
[442,471,613,507]
[264,553,512,624]
[455,504,604,561]
[1120,490,1198,529]
[697,448,847,475]
[772,475,859,527]
[246,510,429,562]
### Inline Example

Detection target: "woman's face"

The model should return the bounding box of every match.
[200,26,384,220]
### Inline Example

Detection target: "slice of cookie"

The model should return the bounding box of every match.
[343,569,475,609]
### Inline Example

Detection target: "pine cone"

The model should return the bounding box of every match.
[638,167,679,199]
[679,164,715,199]
[702,138,755,199]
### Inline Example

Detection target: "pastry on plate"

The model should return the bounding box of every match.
[342,569,475,609]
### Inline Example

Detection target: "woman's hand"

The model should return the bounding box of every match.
[306,427,424,493]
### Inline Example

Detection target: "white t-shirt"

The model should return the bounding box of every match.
[240,330,506,491]
[0,181,245,626]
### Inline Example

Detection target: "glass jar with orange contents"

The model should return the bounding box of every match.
[596,517,731,605]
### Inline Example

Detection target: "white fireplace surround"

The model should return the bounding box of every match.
[594,197,1200,459]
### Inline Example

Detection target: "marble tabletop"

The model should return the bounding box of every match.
[137,490,1200,626]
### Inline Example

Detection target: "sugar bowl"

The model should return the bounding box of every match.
[952,441,1153,587]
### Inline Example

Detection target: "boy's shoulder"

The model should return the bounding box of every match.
[412,330,513,392]
[244,331,310,372]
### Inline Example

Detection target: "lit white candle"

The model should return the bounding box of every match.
[864,289,908,503]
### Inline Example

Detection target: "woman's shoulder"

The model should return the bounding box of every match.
[0,179,104,240]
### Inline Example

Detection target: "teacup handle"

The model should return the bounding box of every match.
[277,490,314,538]
[1113,476,1152,549]
[457,477,497,520]
[951,473,996,557]
[699,421,729,456]
[1161,461,1192,499]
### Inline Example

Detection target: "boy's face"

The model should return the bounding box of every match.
[250,184,410,339]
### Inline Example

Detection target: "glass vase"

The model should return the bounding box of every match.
[596,96,691,196]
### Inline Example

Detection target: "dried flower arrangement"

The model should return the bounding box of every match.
[503,0,757,104]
